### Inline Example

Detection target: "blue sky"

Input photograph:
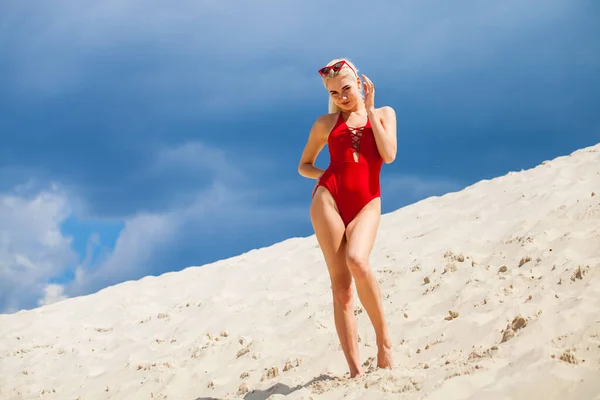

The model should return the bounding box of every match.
[1,0,599,314]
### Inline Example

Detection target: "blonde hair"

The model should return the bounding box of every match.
[320,58,361,114]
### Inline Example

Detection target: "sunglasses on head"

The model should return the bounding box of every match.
[318,60,357,77]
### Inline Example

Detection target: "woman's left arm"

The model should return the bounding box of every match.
[362,74,397,164]
[367,106,397,164]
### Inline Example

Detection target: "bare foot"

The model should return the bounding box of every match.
[377,344,393,369]
[350,367,364,378]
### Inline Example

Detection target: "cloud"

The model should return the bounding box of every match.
[66,210,177,297]
[0,184,77,313]
[0,138,309,313]
[60,176,308,301]
[38,283,68,307]
[0,179,307,313]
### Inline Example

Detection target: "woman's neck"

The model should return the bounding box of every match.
[343,101,366,115]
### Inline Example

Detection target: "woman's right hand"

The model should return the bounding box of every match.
[312,174,323,197]
[315,172,324,185]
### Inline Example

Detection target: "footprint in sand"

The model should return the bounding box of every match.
[443,263,458,274]
[191,342,209,359]
[135,362,173,372]
[444,250,466,263]
[589,332,600,345]
[553,349,581,364]
[442,250,470,273]
[518,256,532,267]
[500,315,528,343]
[570,265,589,281]
[423,283,441,296]
[308,375,347,395]
[445,310,459,321]
[363,373,421,394]
[283,358,302,371]
[261,366,279,381]
[505,235,534,246]
[236,341,253,358]
[467,345,498,363]
[550,333,593,365]
[237,382,249,395]
[362,356,376,373]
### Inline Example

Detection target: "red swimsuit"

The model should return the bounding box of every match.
[312,112,383,227]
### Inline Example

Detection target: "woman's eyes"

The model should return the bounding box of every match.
[334,87,350,96]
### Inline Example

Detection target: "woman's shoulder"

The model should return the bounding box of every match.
[371,106,396,125]
[314,112,340,124]
[312,112,341,134]
[374,105,396,117]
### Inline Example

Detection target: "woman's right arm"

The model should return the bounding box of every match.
[298,115,330,179]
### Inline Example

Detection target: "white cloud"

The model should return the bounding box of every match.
[64,178,307,299]
[38,283,67,307]
[0,140,306,312]
[0,184,77,313]
[66,211,176,296]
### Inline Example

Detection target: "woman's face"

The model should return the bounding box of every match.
[325,74,362,111]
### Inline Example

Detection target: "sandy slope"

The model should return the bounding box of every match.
[1,143,599,400]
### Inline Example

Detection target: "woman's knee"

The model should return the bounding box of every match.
[331,280,353,306]
[346,251,370,279]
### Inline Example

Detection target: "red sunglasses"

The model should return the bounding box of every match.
[318,60,357,77]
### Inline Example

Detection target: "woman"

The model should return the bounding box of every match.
[297,58,397,378]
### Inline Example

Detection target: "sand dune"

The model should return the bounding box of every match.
[1,143,599,400]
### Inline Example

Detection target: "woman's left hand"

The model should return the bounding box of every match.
[362,74,375,111]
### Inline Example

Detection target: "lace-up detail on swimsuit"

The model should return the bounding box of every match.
[348,126,364,161]
[349,126,364,150]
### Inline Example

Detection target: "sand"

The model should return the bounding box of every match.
[1,143,599,400]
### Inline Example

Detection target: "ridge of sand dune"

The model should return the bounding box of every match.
[1,143,599,400]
